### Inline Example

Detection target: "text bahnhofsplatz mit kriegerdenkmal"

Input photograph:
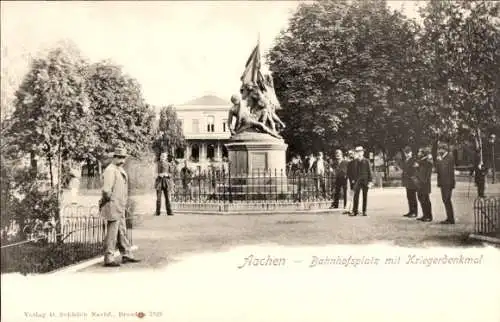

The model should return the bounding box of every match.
[237,254,484,269]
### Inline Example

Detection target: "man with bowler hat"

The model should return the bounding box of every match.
[413,147,433,222]
[99,147,140,267]
[402,146,419,218]
[350,146,373,216]
[436,143,456,224]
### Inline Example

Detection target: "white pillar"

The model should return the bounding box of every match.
[200,143,206,161]
[185,143,191,161]
[215,142,222,161]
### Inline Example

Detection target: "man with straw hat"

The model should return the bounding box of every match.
[99,147,140,267]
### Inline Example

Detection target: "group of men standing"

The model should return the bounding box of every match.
[329,146,373,216]
[401,143,456,224]
[288,146,374,216]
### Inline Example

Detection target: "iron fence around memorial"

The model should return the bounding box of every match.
[1,212,134,274]
[473,197,500,238]
[169,169,342,203]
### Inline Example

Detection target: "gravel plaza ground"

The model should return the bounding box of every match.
[76,179,500,273]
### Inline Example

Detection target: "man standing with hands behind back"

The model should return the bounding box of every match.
[100,147,140,267]
[350,146,373,217]
[436,143,456,224]
[402,146,419,218]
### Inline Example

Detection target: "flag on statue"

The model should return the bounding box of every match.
[240,43,265,90]
[240,42,282,110]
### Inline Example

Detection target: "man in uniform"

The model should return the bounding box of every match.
[99,147,140,267]
[402,146,419,218]
[436,143,456,224]
[155,152,176,216]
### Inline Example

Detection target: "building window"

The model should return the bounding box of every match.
[223,119,227,132]
[175,147,184,159]
[207,116,215,132]
[192,119,199,133]
[191,144,200,161]
[207,144,215,160]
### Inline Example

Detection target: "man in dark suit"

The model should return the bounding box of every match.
[350,146,372,217]
[413,147,433,222]
[330,149,349,209]
[402,146,419,218]
[343,150,356,214]
[436,143,456,224]
[470,150,487,198]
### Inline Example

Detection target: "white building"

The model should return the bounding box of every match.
[172,95,231,172]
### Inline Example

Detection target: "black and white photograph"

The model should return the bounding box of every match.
[1,1,499,321]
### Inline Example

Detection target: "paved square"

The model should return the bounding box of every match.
[77,181,499,272]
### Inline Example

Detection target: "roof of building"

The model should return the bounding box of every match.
[179,95,230,106]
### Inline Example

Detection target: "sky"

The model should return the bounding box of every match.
[1,1,424,109]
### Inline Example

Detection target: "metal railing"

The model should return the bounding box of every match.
[167,169,345,203]
[1,214,134,274]
[473,197,500,238]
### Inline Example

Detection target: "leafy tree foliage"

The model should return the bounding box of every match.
[152,105,185,158]
[268,0,499,160]
[7,46,92,162]
[85,61,155,158]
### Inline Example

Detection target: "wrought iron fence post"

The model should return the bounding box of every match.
[228,164,233,203]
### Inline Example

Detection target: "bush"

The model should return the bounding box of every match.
[1,158,59,241]
[124,154,156,193]
[1,242,104,274]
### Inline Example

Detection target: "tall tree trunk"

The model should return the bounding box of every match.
[48,156,54,188]
[55,118,63,243]
[382,149,389,181]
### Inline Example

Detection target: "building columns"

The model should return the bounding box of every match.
[185,144,191,161]
[215,142,221,161]
[200,143,206,161]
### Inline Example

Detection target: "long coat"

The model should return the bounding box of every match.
[351,158,372,185]
[413,157,433,194]
[402,156,418,189]
[436,153,456,189]
[99,163,128,221]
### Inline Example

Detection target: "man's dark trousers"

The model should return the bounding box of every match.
[476,177,486,198]
[417,191,432,220]
[332,177,347,208]
[440,186,455,223]
[352,182,368,214]
[406,188,418,215]
[155,177,173,216]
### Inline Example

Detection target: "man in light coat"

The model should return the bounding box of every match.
[100,148,140,267]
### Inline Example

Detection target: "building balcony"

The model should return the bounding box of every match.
[184,132,231,140]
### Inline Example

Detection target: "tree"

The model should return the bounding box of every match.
[419,0,500,146]
[5,43,93,241]
[268,0,422,159]
[85,60,156,159]
[152,105,185,158]
[7,44,93,187]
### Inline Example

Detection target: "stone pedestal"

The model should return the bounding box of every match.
[224,131,288,199]
[225,131,287,175]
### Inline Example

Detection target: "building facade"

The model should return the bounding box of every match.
[173,95,231,172]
